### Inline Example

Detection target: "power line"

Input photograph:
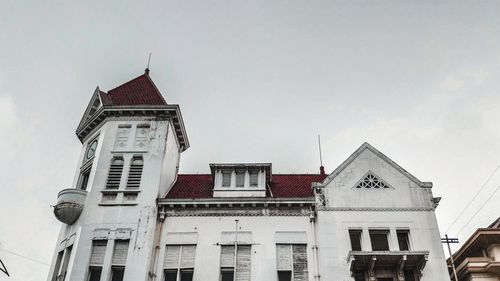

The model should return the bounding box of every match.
[0,247,49,267]
[444,161,500,234]
[456,183,500,236]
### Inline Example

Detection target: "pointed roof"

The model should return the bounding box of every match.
[320,142,432,188]
[75,71,190,150]
[102,72,167,106]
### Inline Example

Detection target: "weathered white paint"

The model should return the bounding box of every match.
[47,117,181,281]
[315,144,450,280]
[156,216,315,281]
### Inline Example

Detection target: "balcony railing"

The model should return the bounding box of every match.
[53,188,87,225]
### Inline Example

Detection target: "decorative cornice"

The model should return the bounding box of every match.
[164,207,313,217]
[317,206,435,212]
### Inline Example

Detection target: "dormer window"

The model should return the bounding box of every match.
[235,170,245,187]
[222,171,232,187]
[210,163,271,198]
[249,171,259,187]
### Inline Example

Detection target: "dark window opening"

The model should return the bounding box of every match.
[353,270,365,281]
[220,268,234,281]
[397,230,410,251]
[377,278,394,281]
[369,230,390,251]
[349,230,362,251]
[180,269,194,281]
[79,169,91,190]
[278,270,292,281]
[111,267,125,281]
[235,170,245,187]
[164,269,177,281]
[404,270,416,281]
[249,171,259,187]
[88,267,102,281]
[222,172,232,187]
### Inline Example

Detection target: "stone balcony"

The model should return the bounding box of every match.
[53,188,87,225]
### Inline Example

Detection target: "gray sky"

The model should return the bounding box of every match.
[1,1,500,280]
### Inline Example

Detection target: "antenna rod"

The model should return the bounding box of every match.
[318,135,323,166]
[147,53,152,69]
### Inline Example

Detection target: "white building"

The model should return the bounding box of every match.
[48,71,450,281]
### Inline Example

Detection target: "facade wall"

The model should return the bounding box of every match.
[48,117,180,281]
[316,147,449,280]
[156,215,316,281]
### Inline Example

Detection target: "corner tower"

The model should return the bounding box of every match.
[48,70,189,281]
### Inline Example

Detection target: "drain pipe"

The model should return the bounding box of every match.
[149,206,166,281]
[310,207,320,281]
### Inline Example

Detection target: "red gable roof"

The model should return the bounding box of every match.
[165,174,326,199]
[101,72,167,106]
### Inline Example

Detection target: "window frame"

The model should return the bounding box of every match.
[369,229,390,251]
[396,229,411,251]
[163,245,196,281]
[349,229,363,251]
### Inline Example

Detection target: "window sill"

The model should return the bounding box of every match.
[98,202,138,206]
[214,187,265,192]
[101,189,141,194]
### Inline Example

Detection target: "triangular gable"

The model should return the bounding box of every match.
[76,87,103,133]
[321,142,432,188]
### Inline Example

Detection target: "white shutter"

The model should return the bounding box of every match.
[236,245,251,281]
[90,240,107,265]
[164,245,181,269]
[180,245,196,268]
[292,245,308,281]
[220,245,235,267]
[112,240,129,266]
[276,244,292,271]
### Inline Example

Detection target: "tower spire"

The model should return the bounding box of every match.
[145,52,152,75]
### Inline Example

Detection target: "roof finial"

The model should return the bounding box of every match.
[318,135,325,176]
[145,52,152,75]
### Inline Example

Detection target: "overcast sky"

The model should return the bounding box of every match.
[1,1,500,280]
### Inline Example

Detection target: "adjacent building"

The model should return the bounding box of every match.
[448,218,500,281]
[48,71,450,281]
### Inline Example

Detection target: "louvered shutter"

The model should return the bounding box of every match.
[292,245,308,281]
[220,245,235,267]
[126,158,143,189]
[236,245,251,281]
[180,245,196,268]
[106,158,124,189]
[276,245,292,271]
[90,241,107,265]
[112,240,129,266]
[164,246,181,269]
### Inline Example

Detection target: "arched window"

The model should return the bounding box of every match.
[126,157,144,189]
[105,157,124,189]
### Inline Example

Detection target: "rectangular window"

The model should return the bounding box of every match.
[235,170,245,187]
[51,250,64,281]
[220,268,234,281]
[78,166,92,190]
[58,245,72,281]
[88,267,102,281]
[397,230,410,251]
[349,230,362,251]
[249,171,259,187]
[220,245,251,281]
[88,240,107,281]
[164,245,196,281]
[276,244,308,281]
[222,171,232,187]
[369,230,390,251]
[110,240,129,281]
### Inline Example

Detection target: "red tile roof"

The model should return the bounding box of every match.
[165,174,326,199]
[101,73,167,106]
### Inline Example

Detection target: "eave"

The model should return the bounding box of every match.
[75,104,189,151]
